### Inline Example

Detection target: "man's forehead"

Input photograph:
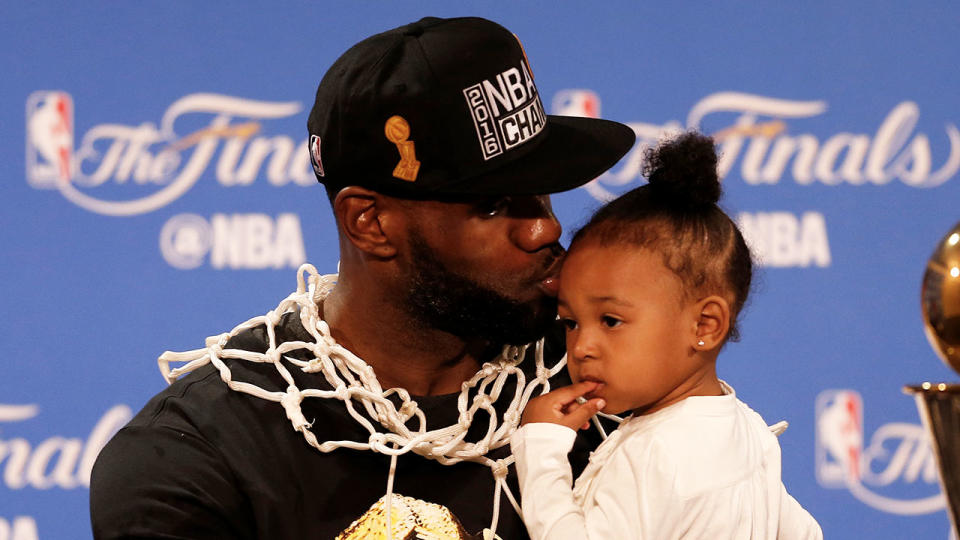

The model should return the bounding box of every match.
[393,192,509,205]
[399,192,551,212]
[397,195,495,221]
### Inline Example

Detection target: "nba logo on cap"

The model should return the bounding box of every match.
[815,389,864,486]
[309,134,325,177]
[26,91,74,188]
[552,89,601,119]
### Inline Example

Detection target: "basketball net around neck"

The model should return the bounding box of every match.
[157,263,590,538]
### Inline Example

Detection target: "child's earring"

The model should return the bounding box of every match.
[697,339,705,347]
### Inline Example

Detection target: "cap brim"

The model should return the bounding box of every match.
[438,116,636,196]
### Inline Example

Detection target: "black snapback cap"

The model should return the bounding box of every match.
[307,16,635,197]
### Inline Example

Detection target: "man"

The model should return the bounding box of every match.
[90,16,634,539]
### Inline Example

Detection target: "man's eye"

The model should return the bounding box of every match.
[601,316,622,328]
[560,318,578,331]
[480,197,511,217]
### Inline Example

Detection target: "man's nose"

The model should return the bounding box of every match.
[511,195,562,252]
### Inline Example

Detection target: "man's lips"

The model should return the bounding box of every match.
[539,275,559,296]
[536,256,563,297]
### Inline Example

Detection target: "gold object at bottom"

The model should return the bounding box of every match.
[336,493,474,540]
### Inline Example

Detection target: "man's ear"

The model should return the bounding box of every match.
[692,295,731,350]
[333,186,401,258]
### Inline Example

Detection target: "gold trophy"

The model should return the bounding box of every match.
[905,221,960,534]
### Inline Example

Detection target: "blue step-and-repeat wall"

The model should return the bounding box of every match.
[3,2,959,538]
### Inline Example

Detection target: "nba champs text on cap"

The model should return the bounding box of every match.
[307,16,635,198]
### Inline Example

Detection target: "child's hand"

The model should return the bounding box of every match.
[521,381,607,431]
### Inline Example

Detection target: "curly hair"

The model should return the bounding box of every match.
[569,131,753,342]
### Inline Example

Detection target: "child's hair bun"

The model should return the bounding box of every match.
[642,131,720,209]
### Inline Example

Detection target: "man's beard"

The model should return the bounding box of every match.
[404,234,558,346]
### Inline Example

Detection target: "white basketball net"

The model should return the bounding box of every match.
[157,263,581,537]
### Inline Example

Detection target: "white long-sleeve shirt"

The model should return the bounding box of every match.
[511,385,822,540]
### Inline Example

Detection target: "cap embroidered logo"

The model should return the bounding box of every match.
[462,59,545,161]
[310,134,325,177]
[384,115,420,182]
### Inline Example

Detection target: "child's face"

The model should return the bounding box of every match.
[558,242,714,416]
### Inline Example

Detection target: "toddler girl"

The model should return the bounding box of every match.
[511,132,822,539]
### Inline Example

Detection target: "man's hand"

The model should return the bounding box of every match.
[520,381,606,431]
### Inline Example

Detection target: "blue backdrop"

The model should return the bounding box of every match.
[3,2,959,538]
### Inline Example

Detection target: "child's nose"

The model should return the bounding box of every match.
[571,330,598,361]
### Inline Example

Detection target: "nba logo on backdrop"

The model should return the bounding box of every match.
[22,91,311,217]
[815,389,945,515]
[25,91,74,187]
[551,89,600,118]
[815,389,863,485]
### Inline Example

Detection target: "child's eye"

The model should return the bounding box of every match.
[560,318,578,331]
[601,316,623,328]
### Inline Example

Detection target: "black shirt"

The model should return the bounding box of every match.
[90,316,603,539]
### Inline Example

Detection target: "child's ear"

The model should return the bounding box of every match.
[692,295,731,351]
